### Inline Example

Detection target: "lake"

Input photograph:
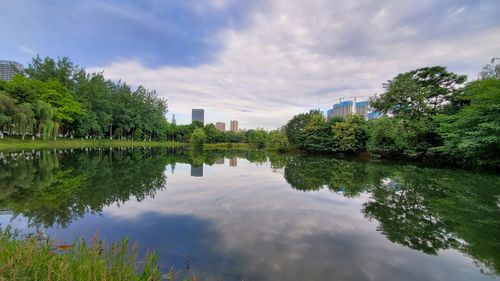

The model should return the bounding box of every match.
[0,148,498,280]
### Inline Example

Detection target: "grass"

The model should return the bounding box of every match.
[0,136,186,152]
[0,227,199,281]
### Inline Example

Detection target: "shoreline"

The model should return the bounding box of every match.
[0,136,186,152]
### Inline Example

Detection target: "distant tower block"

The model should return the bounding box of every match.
[191,165,203,177]
[355,101,369,119]
[192,109,204,125]
[230,157,237,167]
[216,122,226,131]
[0,60,23,80]
[230,120,238,132]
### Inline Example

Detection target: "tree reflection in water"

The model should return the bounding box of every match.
[0,149,498,275]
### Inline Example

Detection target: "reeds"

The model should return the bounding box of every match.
[0,227,161,281]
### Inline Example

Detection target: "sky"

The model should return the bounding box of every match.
[1,0,500,129]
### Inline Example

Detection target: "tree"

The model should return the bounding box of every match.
[285,110,334,152]
[479,57,500,80]
[33,101,55,139]
[13,103,35,139]
[204,123,225,143]
[366,117,410,157]
[332,114,368,153]
[267,130,290,152]
[435,79,500,167]
[0,93,18,137]
[190,128,206,150]
[370,66,467,122]
[25,55,80,89]
[245,129,268,148]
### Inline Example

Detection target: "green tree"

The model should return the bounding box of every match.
[267,130,290,152]
[33,100,55,139]
[435,79,500,167]
[0,93,18,137]
[13,103,35,139]
[370,66,467,122]
[285,110,335,152]
[190,128,206,150]
[332,114,367,153]
[246,128,268,148]
[204,123,225,143]
[366,117,410,157]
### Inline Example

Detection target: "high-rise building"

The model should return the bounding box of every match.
[192,109,204,125]
[326,109,334,119]
[191,165,203,177]
[330,100,354,118]
[230,120,238,132]
[327,99,377,120]
[355,101,369,119]
[216,122,225,131]
[0,60,23,80]
[230,157,237,167]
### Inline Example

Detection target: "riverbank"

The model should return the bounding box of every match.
[0,228,195,281]
[0,136,186,151]
[0,136,265,152]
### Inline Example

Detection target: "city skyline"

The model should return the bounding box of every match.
[1,1,499,129]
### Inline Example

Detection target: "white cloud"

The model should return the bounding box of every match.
[89,0,500,129]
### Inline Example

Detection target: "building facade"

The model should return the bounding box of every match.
[326,99,380,120]
[355,101,369,117]
[0,60,23,80]
[216,122,225,131]
[330,101,354,119]
[230,120,238,132]
[192,109,204,125]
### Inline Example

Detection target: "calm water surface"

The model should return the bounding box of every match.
[0,148,499,280]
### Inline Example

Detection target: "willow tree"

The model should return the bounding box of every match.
[0,93,17,138]
[34,100,55,140]
[13,103,35,139]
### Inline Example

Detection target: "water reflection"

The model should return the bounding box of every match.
[0,148,498,280]
[191,165,204,177]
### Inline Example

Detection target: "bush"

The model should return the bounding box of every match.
[190,127,206,150]
[332,114,367,153]
[366,117,410,157]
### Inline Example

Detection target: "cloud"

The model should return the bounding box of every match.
[2,0,499,128]
[88,0,500,128]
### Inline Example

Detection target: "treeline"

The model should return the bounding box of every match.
[284,63,500,169]
[0,56,167,140]
[166,121,289,151]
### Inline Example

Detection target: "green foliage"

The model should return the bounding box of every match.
[370,66,467,121]
[245,128,268,148]
[0,227,161,281]
[281,65,498,168]
[204,123,225,143]
[1,56,168,140]
[435,79,500,167]
[366,117,410,157]
[12,103,35,139]
[0,93,17,133]
[332,114,367,153]
[190,128,206,150]
[285,110,336,152]
[267,130,290,152]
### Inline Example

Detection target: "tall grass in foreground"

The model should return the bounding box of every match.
[0,227,186,281]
